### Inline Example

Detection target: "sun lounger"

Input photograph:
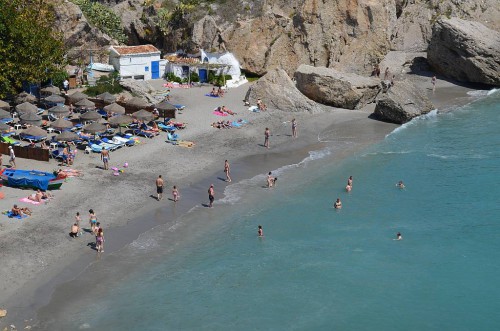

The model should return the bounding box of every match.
[112,136,136,146]
[0,118,13,124]
[20,135,46,143]
[174,104,185,110]
[133,129,155,139]
[50,149,65,161]
[1,136,21,145]
[90,143,105,153]
[102,137,126,148]
[157,122,176,132]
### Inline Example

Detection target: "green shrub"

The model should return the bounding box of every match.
[190,71,200,82]
[165,72,182,83]
[84,72,123,96]
[71,0,127,43]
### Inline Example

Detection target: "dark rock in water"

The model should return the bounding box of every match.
[294,65,381,110]
[428,18,500,86]
[245,68,322,113]
[374,79,434,124]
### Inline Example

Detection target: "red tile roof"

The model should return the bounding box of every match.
[111,45,160,55]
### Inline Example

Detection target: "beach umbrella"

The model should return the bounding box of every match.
[108,115,133,133]
[132,109,153,121]
[126,97,149,109]
[48,105,69,118]
[103,102,125,115]
[40,86,60,95]
[80,110,101,121]
[97,92,116,104]
[55,131,79,142]
[21,126,47,138]
[15,92,37,104]
[15,102,38,114]
[0,100,10,110]
[75,98,95,108]
[83,122,106,134]
[68,91,88,103]
[155,100,176,111]
[0,122,12,132]
[20,112,42,125]
[50,118,73,130]
[0,108,12,119]
[45,94,66,104]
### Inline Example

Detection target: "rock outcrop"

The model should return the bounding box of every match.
[374,79,434,124]
[245,68,322,113]
[294,65,381,110]
[428,18,500,86]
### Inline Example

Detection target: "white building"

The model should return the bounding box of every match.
[109,45,166,80]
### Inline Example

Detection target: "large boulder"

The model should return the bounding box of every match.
[294,65,381,110]
[428,18,500,86]
[374,79,434,124]
[245,68,323,113]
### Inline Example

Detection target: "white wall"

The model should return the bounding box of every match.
[114,53,161,80]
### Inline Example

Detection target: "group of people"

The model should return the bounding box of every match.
[69,209,105,253]
[155,175,180,202]
[210,87,225,97]
[215,105,236,115]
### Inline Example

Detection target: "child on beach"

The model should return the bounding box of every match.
[96,228,104,253]
[89,209,97,233]
[172,186,179,202]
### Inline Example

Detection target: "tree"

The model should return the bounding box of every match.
[0,0,66,98]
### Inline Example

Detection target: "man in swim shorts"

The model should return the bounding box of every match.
[101,148,110,170]
[156,175,164,201]
[208,184,215,208]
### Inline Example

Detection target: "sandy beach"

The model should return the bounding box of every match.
[0,75,476,328]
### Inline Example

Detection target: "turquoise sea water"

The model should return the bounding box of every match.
[41,91,500,330]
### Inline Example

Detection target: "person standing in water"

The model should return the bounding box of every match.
[395,232,402,240]
[224,160,232,182]
[258,225,263,237]
[291,119,298,138]
[334,198,342,209]
[208,184,215,208]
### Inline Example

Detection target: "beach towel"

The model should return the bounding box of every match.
[248,106,260,112]
[205,94,220,98]
[20,197,41,205]
[3,210,28,219]
[177,141,195,148]
[213,111,228,117]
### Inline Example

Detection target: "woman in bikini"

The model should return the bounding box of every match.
[89,209,97,233]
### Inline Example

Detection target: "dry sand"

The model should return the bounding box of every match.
[0,76,475,328]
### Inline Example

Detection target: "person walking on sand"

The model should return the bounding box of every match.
[172,185,179,202]
[224,160,232,182]
[431,76,437,93]
[208,184,215,208]
[291,118,298,138]
[89,209,97,233]
[264,127,270,149]
[8,146,16,168]
[156,175,164,201]
[258,225,263,237]
[75,212,82,236]
[100,148,110,170]
[96,228,104,253]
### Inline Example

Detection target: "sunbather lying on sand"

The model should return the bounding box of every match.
[221,106,236,115]
[27,189,53,202]
[211,121,232,129]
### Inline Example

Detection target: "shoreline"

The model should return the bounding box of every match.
[0,78,479,329]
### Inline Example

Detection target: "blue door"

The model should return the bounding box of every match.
[199,69,208,83]
[151,61,160,79]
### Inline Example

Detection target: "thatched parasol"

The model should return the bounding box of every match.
[0,108,12,119]
[0,100,10,110]
[48,105,69,118]
[0,122,12,132]
[68,91,88,103]
[50,118,73,130]
[97,92,116,104]
[126,97,149,109]
[108,114,134,125]
[21,126,47,137]
[20,112,42,125]
[80,111,101,121]
[83,122,107,134]
[55,131,79,142]
[132,109,153,121]
[40,86,61,95]
[103,102,125,115]
[75,98,95,108]
[15,102,38,114]
[155,100,177,111]
[45,94,66,104]
[15,92,37,104]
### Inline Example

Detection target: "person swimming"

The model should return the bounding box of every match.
[396,180,405,189]
[396,232,402,240]
[334,198,342,209]
[345,184,352,192]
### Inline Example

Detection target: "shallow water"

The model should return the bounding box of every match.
[38,90,500,330]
